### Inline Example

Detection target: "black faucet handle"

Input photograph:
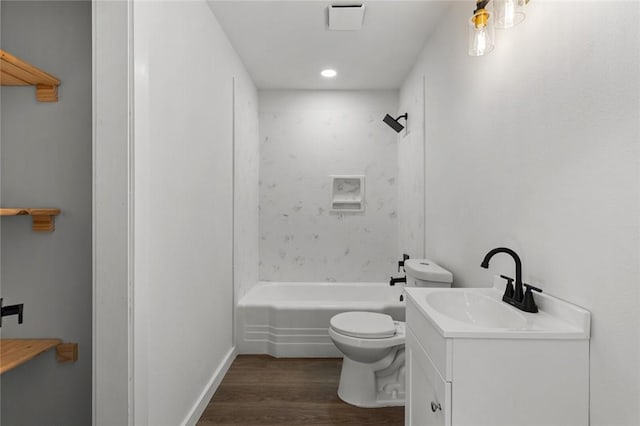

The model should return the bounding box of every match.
[499,275,515,300]
[499,275,514,284]
[523,283,542,293]
[521,283,543,313]
[17,304,24,324]
[398,254,410,272]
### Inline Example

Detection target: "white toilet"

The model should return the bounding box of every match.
[328,258,453,408]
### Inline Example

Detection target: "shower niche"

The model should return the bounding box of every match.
[330,175,365,212]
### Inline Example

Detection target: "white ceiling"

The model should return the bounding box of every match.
[208,1,449,90]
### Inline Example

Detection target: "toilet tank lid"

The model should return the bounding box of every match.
[405,259,453,283]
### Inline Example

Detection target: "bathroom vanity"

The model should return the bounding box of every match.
[404,284,590,426]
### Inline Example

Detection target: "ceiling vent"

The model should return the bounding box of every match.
[328,4,365,31]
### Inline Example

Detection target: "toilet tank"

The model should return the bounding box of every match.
[404,259,453,288]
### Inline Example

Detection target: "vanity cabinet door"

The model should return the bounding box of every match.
[406,328,451,426]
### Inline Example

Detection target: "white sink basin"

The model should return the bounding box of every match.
[405,284,591,339]
[426,290,526,329]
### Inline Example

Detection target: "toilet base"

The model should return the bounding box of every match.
[337,348,406,408]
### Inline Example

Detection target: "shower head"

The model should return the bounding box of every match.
[383,113,408,133]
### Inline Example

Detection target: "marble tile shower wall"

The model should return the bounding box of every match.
[398,74,426,261]
[259,91,399,282]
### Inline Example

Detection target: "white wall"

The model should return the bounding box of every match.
[234,77,260,301]
[403,2,640,424]
[259,90,398,282]
[93,0,133,423]
[132,1,256,425]
[1,2,92,425]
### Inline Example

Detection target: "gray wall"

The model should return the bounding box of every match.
[1,2,92,425]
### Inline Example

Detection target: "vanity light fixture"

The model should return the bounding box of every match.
[321,69,337,78]
[468,0,530,56]
[468,0,495,57]
[493,0,526,29]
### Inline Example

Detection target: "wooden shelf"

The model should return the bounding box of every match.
[0,208,61,232]
[0,339,78,374]
[0,339,61,374]
[0,49,60,102]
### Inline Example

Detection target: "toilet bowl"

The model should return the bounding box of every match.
[329,258,453,408]
[329,311,406,407]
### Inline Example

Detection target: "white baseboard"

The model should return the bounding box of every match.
[182,346,237,426]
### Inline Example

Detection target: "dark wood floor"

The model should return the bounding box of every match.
[197,355,404,426]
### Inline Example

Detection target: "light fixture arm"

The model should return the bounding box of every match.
[474,0,490,14]
[396,113,408,122]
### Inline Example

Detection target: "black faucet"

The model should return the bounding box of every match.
[481,247,524,301]
[0,298,24,327]
[480,247,542,313]
[398,254,410,272]
[389,276,406,286]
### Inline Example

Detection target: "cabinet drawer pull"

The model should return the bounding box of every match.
[431,401,442,412]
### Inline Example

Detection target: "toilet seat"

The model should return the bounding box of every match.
[329,318,405,349]
[330,312,397,339]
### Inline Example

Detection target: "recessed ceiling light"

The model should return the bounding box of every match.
[321,69,337,78]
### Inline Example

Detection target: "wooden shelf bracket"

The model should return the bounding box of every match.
[0,49,60,102]
[56,343,78,363]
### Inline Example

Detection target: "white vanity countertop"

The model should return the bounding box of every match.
[405,285,591,340]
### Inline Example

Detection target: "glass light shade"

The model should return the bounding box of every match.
[468,10,495,57]
[493,0,526,29]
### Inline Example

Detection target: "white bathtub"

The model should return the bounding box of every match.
[236,282,405,357]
